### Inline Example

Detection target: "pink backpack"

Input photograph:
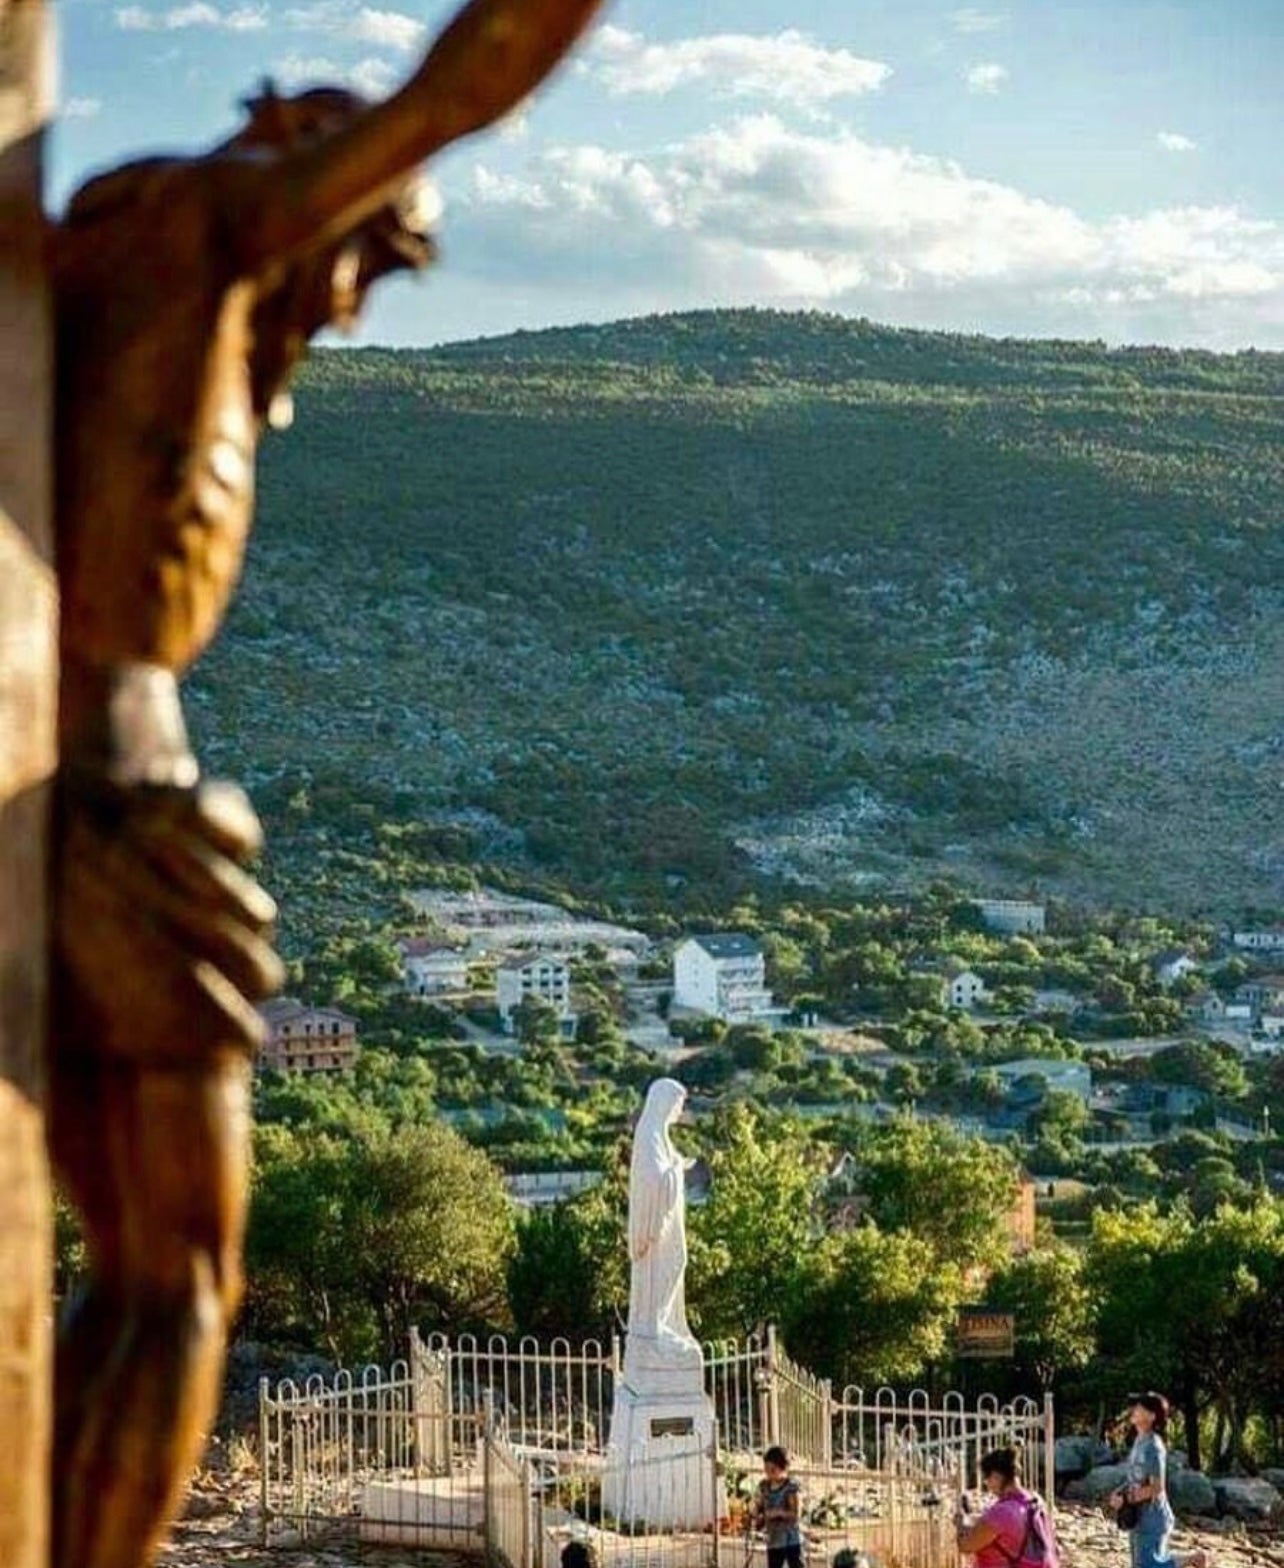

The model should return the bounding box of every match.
[999,1494,1060,1568]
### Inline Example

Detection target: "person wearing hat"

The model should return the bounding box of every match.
[1108,1393,1208,1568]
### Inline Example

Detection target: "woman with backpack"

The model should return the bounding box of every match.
[1108,1393,1209,1568]
[954,1447,1059,1568]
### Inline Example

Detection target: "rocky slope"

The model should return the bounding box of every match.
[188,311,1284,931]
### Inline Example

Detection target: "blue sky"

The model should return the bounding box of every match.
[53,0,1284,348]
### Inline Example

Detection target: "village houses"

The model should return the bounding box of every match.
[990,1057,1092,1101]
[258,998,359,1075]
[973,898,1046,936]
[496,952,575,1034]
[1231,925,1284,954]
[399,937,471,996]
[1236,974,1284,1020]
[1152,948,1200,987]
[672,933,782,1024]
[911,960,988,1011]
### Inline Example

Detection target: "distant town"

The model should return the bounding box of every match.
[257,884,1284,1219]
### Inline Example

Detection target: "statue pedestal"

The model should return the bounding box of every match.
[602,1350,724,1530]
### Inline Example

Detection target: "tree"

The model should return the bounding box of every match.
[1029,1088,1090,1142]
[1149,1042,1248,1102]
[848,1119,1019,1273]
[1086,1198,1284,1471]
[788,1226,963,1388]
[247,1118,515,1362]
[987,1245,1095,1391]
[513,995,561,1048]
[569,1141,631,1332]
[687,1106,824,1341]
[508,1203,600,1341]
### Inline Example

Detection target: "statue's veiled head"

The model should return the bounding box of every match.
[641,1077,687,1131]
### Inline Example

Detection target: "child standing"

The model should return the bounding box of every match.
[755,1446,804,1568]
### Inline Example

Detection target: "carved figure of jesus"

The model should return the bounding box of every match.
[625,1078,702,1372]
[48,5,602,1567]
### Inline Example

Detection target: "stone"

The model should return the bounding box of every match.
[1055,1437,1115,1478]
[1261,1468,1284,1493]
[1064,1464,1130,1503]
[182,1492,227,1521]
[1212,1477,1282,1521]
[1167,1469,1217,1515]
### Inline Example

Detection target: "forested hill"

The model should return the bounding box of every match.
[189,311,1284,937]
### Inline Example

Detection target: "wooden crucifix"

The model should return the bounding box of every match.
[0,2,604,1565]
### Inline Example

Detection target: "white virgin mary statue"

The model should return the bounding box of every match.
[624,1078,702,1377]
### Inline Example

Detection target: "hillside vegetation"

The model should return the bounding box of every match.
[187,311,1284,939]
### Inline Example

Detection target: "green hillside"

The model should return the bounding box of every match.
[188,310,1284,941]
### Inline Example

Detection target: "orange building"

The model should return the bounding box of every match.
[258,998,359,1075]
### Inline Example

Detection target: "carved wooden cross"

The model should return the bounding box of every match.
[0,3,602,1565]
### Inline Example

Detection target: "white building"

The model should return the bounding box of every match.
[991,1057,1092,1100]
[1231,926,1284,953]
[974,899,1046,936]
[400,938,471,996]
[947,968,988,1010]
[1033,988,1079,1014]
[506,1170,603,1208]
[672,934,780,1023]
[497,952,573,1032]
[1152,948,1199,988]
[1186,989,1227,1024]
[910,962,987,1011]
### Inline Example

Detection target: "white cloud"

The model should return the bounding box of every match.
[950,9,1006,32]
[964,62,1008,94]
[115,3,267,30]
[454,115,1284,346]
[62,97,103,119]
[589,26,891,109]
[273,51,397,96]
[1156,131,1198,153]
[283,4,426,52]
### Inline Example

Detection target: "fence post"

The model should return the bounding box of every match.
[711,1419,722,1568]
[258,1377,271,1547]
[521,1459,534,1568]
[1043,1392,1056,1512]
[821,1378,833,1470]
[765,1326,781,1447]
[482,1393,495,1567]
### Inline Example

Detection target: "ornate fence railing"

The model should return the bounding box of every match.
[259,1331,1055,1560]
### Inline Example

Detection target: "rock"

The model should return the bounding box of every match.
[182,1492,227,1521]
[1167,1469,1217,1515]
[1261,1468,1284,1493]
[1064,1464,1130,1503]
[1212,1477,1282,1521]
[1056,1436,1115,1478]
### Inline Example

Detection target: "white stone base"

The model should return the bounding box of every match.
[602,1382,724,1529]
[357,1473,483,1547]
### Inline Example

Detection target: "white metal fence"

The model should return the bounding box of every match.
[259,1331,1055,1564]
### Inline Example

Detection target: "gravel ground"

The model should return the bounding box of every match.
[158,1479,1284,1568]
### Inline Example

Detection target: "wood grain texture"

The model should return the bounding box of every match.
[0,2,56,1566]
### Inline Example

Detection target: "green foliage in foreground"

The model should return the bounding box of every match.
[245,1119,515,1362]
